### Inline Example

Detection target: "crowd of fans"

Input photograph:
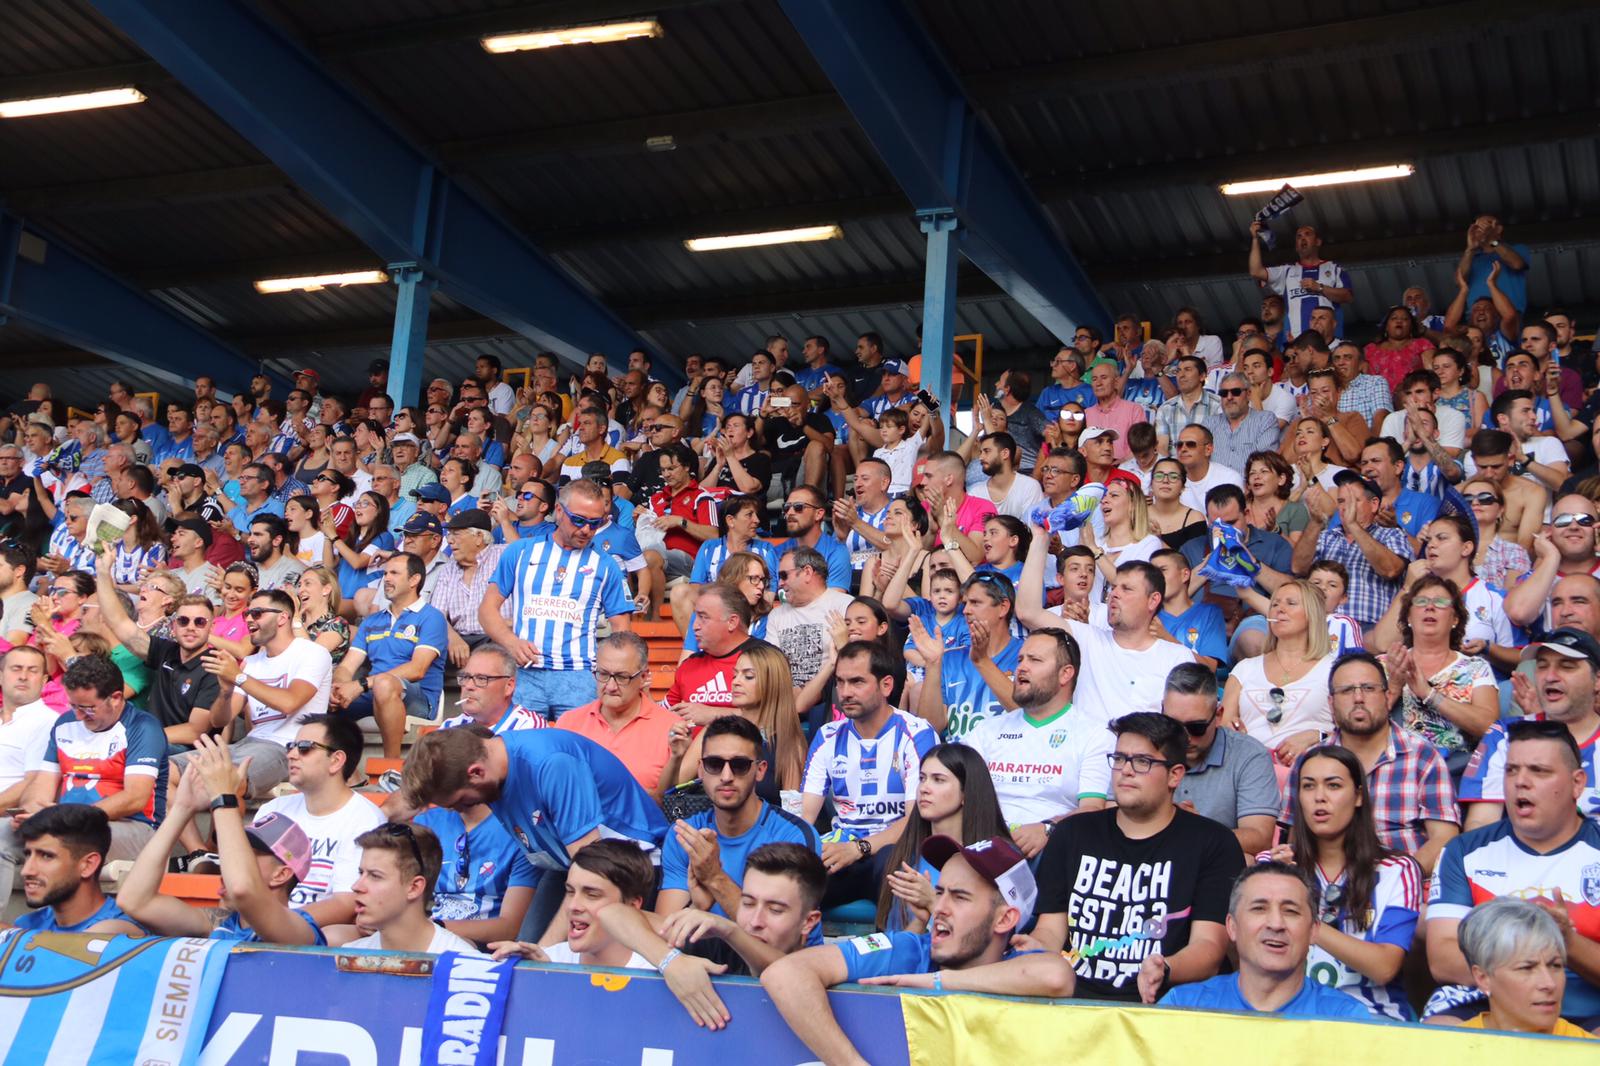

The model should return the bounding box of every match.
[0,212,1597,1059]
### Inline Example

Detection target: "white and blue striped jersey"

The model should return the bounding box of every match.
[862,392,915,419]
[489,538,635,671]
[804,711,937,838]
[732,384,771,416]
[1267,260,1351,338]
[689,537,780,591]
[843,503,890,570]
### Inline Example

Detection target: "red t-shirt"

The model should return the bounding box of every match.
[666,646,743,708]
[204,527,247,567]
[650,482,719,556]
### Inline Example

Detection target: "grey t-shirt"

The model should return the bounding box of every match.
[1173,728,1282,830]
[175,562,222,604]
[0,590,37,638]
[255,554,307,593]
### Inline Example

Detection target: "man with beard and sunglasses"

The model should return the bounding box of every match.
[1163,663,1281,860]
[1506,495,1600,634]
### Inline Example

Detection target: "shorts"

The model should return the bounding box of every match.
[662,548,694,579]
[171,735,291,798]
[335,678,437,724]
[514,667,596,722]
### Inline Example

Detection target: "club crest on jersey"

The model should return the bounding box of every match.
[402,624,417,639]
[180,678,193,696]
[513,826,531,850]
[1048,730,1068,749]
[830,756,850,777]
[555,568,568,583]
[529,809,543,826]
[1582,863,1600,907]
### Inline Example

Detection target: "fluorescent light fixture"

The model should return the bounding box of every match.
[685,225,843,252]
[1220,164,1415,196]
[482,19,662,53]
[253,270,389,294]
[0,87,146,119]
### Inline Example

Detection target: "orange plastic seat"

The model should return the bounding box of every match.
[160,873,222,907]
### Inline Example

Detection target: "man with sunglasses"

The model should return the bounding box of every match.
[618,414,684,504]
[480,479,636,722]
[1425,715,1600,1028]
[779,485,852,590]
[1163,663,1280,859]
[659,714,820,928]
[555,632,675,795]
[93,542,220,751]
[1460,629,1600,831]
[493,477,555,543]
[1506,495,1600,634]
[1034,712,1243,1003]
[1202,369,1281,474]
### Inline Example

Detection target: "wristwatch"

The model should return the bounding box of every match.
[855,838,872,859]
[209,794,240,813]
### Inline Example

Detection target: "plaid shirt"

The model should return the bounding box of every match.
[430,543,512,635]
[1312,522,1412,624]
[272,475,310,502]
[1299,727,1460,855]
[1337,373,1393,423]
[1154,390,1223,450]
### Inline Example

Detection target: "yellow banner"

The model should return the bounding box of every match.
[900,994,1591,1065]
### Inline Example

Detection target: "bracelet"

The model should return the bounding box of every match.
[933,971,943,992]
[657,948,683,974]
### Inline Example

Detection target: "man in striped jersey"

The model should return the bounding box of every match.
[479,478,635,722]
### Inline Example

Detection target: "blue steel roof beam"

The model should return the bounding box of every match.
[777,0,1110,339]
[0,213,280,392]
[89,0,674,386]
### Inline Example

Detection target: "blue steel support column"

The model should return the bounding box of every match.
[918,210,959,433]
[386,263,434,411]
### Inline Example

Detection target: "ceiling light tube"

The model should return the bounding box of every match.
[0,87,146,119]
[685,225,844,252]
[482,19,662,53]
[1220,164,1415,196]
[254,270,389,294]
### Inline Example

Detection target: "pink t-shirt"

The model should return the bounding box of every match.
[213,613,249,646]
[1084,398,1149,459]
[925,493,998,551]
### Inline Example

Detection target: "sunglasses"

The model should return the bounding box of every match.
[1462,492,1501,505]
[1217,388,1247,397]
[1175,718,1212,738]
[171,615,210,628]
[782,502,817,513]
[559,503,605,530]
[1266,686,1287,725]
[377,821,425,873]
[1552,513,1598,529]
[701,755,757,777]
[284,738,336,755]
[1059,412,1086,423]
[246,607,286,620]
[1175,440,1202,450]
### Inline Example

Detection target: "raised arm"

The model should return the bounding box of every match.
[93,542,151,657]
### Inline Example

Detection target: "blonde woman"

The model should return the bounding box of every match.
[1078,476,1163,599]
[293,566,350,665]
[1222,578,1335,765]
[661,640,806,809]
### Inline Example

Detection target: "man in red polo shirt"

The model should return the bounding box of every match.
[667,586,756,726]
[646,445,720,584]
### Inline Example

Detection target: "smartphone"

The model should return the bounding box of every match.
[771,397,794,409]
[4,808,26,817]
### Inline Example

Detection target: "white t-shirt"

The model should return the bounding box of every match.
[1460,436,1570,487]
[766,588,855,686]
[1379,406,1466,450]
[1179,462,1245,512]
[874,433,924,495]
[980,474,1046,521]
[1090,533,1165,602]
[1117,457,1158,495]
[1266,381,1305,424]
[346,924,486,956]
[1065,620,1196,728]
[966,705,1114,825]
[292,531,328,567]
[1459,578,1515,647]
[241,637,334,746]
[542,941,652,970]
[1193,335,1225,367]
[1230,653,1336,748]
[486,382,516,417]
[0,700,59,792]
[256,791,385,906]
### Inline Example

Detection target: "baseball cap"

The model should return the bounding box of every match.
[446,508,493,532]
[1519,627,1600,669]
[164,517,214,547]
[172,463,205,480]
[390,432,421,447]
[411,483,451,504]
[367,359,390,374]
[1079,426,1118,445]
[1332,469,1383,500]
[401,512,443,536]
[881,358,909,377]
[295,368,320,383]
[246,813,312,882]
[921,835,1037,927]
[1103,468,1143,493]
[197,497,228,525]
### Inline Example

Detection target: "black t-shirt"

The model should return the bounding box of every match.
[144,635,222,731]
[709,450,772,496]
[767,412,834,463]
[1035,806,1243,1001]
[630,448,668,500]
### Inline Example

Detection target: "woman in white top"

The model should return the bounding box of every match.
[1367,514,1515,663]
[1286,417,1348,497]
[1078,477,1164,601]
[1223,578,1336,764]
[516,402,562,481]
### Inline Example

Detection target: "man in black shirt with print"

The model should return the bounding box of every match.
[1032,712,1242,1003]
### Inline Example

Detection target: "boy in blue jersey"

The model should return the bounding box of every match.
[401,723,668,940]
[6,805,141,935]
[116,734,326,946]
[1161,863,1372,1021]
[803,642,936,910]
[659,716,820,934]
[762,834,1073,1066]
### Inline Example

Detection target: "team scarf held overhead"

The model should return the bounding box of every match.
[421,951,515,1066]
[0,930,230,1066]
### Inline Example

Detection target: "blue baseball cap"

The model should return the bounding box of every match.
[410,483,451,504]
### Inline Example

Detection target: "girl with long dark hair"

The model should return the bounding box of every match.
[876,744,1011,932]
[1272,744,1422,1020]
